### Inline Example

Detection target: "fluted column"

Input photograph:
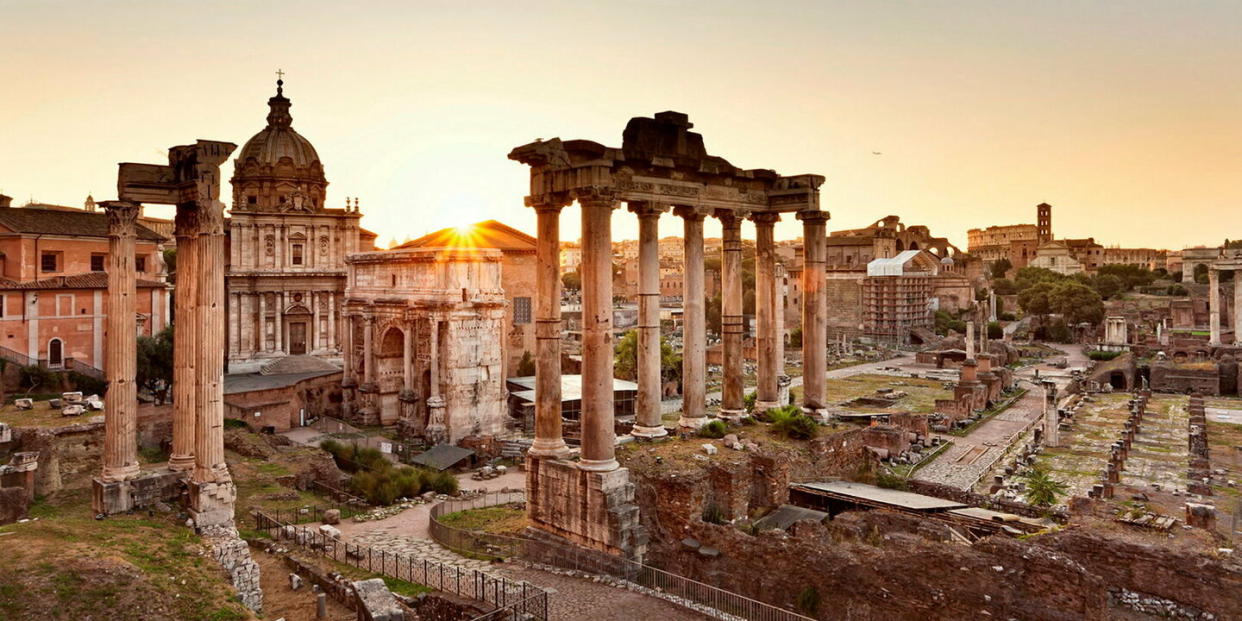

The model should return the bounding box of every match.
[752,212,780,411]
[426,317,446,441]
[1209,268,1221,346]
[799,210,830,415]
[578,193,619,472]
[718,211,744,419]
[631,202,667,438]
[530,205,571,457]
[1234,272,1242,345]
[100,201,141,483]
[168,205,198,472]
[192,197,230,484]
[676,207,707,428]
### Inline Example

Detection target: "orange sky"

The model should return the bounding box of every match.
[2,1,1239,249]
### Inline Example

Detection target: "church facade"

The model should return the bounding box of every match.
[226,81,375,371]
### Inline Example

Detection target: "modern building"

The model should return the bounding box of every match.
[0,198,171,372]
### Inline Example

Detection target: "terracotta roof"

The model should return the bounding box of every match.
[396,220,536,253]
[0,207,166,241]
[0,272,167,290]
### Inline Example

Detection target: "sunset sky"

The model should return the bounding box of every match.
[2,1,1239,249]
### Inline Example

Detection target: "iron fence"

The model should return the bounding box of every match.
[309,479,369,507]
[253,510,549,620]
[261,503,364,526]
[429,491,527,560]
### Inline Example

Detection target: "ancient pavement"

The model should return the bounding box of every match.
[916,344,1087,490]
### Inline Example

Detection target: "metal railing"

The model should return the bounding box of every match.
[253,510,550,620]
[260,504,364,526]
[309,480,369,507]
[542,541,818,621]
[429,491,528,560]
[0,346,105,380]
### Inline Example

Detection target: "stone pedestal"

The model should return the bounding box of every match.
[91,468,183,516]
[525,456,646,561]
[188,479,239,528]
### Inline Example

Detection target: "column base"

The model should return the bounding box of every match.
[167,455,195,473]
[425,423,447,446]
[677,415,708,429]
[528,438,574,459]
[801,406,829,423]
[629,424,669,439]
[100,464,141,483]
[753,401,781,413]
[187,479,238,528]
[577,457,620,472]
[717,408,746,420]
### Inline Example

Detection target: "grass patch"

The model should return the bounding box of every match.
[437,504,528,536]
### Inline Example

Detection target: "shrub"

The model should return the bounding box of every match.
[743,391,757,413]
[702,503,726,525]
[425,470,460,495]
[876,472,908,490]
[223,418,250,430]
[796,586,821,615]
[68,371,107,396]
[20,365,58,393]
[768,405,819,440]
[697,419,727,439]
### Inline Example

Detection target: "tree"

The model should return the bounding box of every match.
[706,293,722,336]
[1014,266,1065,292]
[990,258,1012,280]
[562,270,581,291]
[137,325,174,404]
[1021,463,1069,508]
[1049,281,1104,325]
[987,322,1003,339]
[515,351,536,376]
[613,329,682,388]
[1194,263,1210,284]
[933,310,966,336]
[992,278,1017,295]
[1018,281,1057,317]
[1094,274,1124,300]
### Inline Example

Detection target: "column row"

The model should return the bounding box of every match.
[528,199,830,473]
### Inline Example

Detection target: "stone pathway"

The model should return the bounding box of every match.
[916,388,1045,489]
[348,529,497,572]
[500,565,711,621]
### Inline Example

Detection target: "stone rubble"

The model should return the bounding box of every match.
[200,524,263,612]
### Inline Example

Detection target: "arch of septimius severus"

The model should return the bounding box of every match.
[510,111,825,561]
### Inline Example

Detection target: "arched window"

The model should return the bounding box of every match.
[48,338,63,367]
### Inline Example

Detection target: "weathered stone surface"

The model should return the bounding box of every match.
[352,578,403,621]
[200,524,262,612]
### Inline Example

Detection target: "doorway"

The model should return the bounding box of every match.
[288,322,307,355]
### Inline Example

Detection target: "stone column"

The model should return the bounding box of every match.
[228,292,240,356]
[1234,272,1242,344]
[578,193,619,472]
[530,205,571,457]
[677,207,707,428]
[718,211,745,419]
[257,293,267,352]
[327,293,337,351]
[274,292,284,353]
[311,292,321,351]
[798,210,829,416]
[193,198,230,485]
[362,316,375,387]
[752,212,780,411]
[1209,268,1221,346]
[100,201,141,483]
[426,318,446,442]
[631,203,667,438]
[341,313,355,417]
[966,320,976,360]
[168,205,199,472]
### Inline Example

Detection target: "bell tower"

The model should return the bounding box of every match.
[1037,203,1052,244]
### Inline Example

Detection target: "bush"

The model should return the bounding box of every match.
[698,420,728,439]
[425,470,460,495]
[702,503,726,525]
[767,405,819,440]
[876,472,909,490]
[68,371,106,396]
[1087,350,1122,361]
[346,463,458,505]
[20,365,58,393]
[743,391,757,414]
[223,418,250,430]
[796,586,821,616]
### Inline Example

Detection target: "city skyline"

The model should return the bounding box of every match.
[3,1,1239,249]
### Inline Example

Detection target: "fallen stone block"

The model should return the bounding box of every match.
[353,578,404,621]
[14,399,33,410]
[322,509,340,525]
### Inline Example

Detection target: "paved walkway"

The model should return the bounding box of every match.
[500,565,711,621]
[915,344,1087,490]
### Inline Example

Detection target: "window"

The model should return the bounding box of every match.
[41,252,58,273]
[135,256,146,272]
[291,244,304,265]
[247,195,257,205]
[90,253,106,271]
[514,296,532,325]
[48,338,63,367]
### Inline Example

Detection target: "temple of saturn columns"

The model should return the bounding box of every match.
[510,111,825,560]
[92,140,240,528]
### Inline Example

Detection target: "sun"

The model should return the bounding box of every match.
[454,223,476,236]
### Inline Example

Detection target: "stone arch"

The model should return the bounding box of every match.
[1109,371,1127,391]
[379,326,404,357]
[908,241,920,251]
[895,239,905,251]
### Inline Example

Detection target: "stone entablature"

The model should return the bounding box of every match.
[342,248,508,443]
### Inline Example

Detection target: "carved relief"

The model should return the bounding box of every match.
[265,234,275,256]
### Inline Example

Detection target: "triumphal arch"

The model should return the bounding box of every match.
[510,111,825,561]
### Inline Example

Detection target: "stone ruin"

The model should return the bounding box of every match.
[1186,394,1213,496]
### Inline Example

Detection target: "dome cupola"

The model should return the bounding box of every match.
[231,76,328,212]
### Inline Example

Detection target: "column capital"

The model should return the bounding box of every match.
[749,211,781,226]
[713,209,742,227]
[174,203,200,240]
[574,187,620,208]
[673,205,708,221]
[796,209,831,224]
[100,200,141,238]
[627,201,668,218]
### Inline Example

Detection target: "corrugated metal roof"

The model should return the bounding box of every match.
[794,481,967,511]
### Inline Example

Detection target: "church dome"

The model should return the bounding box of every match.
[231,78,328,212]
[236,80,321,169]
